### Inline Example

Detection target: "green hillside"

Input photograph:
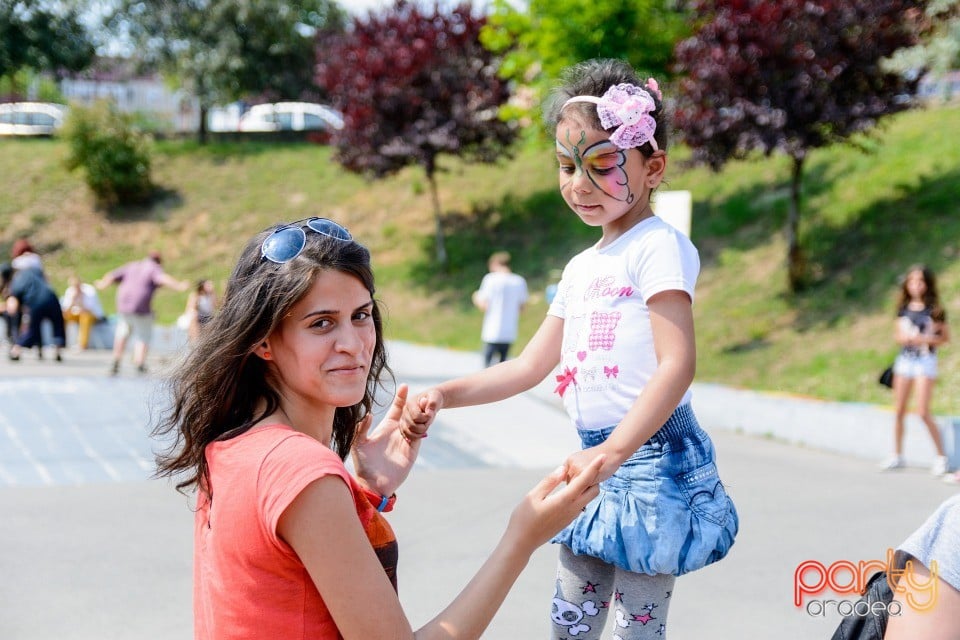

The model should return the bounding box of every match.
[2,104,960,413]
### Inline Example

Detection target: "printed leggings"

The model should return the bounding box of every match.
[550,545,675,640]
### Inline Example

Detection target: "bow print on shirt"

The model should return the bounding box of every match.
[555,366,578,397]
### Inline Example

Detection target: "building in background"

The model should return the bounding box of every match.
[917,71,960,103]
[59,57,199,133]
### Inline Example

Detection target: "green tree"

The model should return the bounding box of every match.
[106,0,345,143]
[63,100,154,207]
[0,69,65,102]
[884,0,960,99]
[480,0,690,126]
[0,0,94,89]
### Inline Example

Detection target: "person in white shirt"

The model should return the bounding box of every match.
[472,251,528,367]
[61,275,105,350]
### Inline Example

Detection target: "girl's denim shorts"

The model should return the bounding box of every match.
[551,403,739,576]
[893,352,938,379]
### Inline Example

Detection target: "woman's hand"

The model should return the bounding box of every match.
[504,455,605,555]
[351,384,420,497]
[399,388,444,441]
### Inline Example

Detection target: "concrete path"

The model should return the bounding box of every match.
[0,339,957,638]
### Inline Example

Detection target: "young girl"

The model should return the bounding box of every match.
[402,59,738,639]
[183,278,217,344]
[881,265,950,475]
[153,217,603,638]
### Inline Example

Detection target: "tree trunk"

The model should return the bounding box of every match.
[195,74,208,145]
[198,104,208,146]
[425,158,447,267]
[786,154,806,292]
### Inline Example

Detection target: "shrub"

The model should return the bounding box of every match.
[63,101,154,207]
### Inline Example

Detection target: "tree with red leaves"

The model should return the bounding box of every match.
[316,0,515,265]
[673,0,926,291]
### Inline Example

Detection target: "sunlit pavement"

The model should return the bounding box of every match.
[0,341,957,638]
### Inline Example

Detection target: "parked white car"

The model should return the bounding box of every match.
[0,102,68,136]
[238,102,344,133]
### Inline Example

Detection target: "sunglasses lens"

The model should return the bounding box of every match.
[261,227,306,263]
[307,218,352,241]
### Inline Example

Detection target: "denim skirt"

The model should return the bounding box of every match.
[551,403,739,576]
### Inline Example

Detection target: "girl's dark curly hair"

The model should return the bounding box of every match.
[153,225,390,494]
[542,58,669,157]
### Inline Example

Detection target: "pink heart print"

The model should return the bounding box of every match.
[577,351,587,362]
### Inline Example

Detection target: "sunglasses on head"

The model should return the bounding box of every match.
[260,217,352,264]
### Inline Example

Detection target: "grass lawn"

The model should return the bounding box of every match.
[2,103,960,413]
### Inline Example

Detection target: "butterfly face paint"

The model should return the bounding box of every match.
[556,129,635,205]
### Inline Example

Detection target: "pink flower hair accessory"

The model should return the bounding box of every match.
[644,78,662,101]
[563,82,659,151]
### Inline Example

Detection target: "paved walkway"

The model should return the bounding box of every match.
[0,339,957,638]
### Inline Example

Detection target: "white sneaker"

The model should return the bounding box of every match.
[931,456,949,476]
[943,472,960,485]
[880,455,906,471]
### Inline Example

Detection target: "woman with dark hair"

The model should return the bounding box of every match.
[880,265,950,475]
[154,217,602,639]
[181,278,218,344]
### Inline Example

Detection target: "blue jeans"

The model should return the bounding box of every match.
[551,404,739,576]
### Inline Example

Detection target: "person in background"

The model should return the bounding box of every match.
[472,251,528,367]
[183,278,217,344]
[544,268,563,305]
[1,262,65,362]
[96,250,189,375]
[880,265,950,475]
[10,238,43,274]
[152,217,603,638]
[4,237,44,345]
[61,275,105,350]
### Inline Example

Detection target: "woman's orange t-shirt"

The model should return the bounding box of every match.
[193,424,398,639]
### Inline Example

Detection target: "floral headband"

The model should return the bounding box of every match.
[563,79,661,151]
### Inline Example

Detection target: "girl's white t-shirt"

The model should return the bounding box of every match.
[547,215,699,430]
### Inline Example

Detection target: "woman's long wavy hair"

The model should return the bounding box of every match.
[897,264,946,322]
[153,227,390,494]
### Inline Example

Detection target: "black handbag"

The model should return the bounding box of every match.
[830,570,894,640]
[878,365,894,388]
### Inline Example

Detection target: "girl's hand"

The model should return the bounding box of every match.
[351,384,419,497]
[564,445,619,483]
[399,388,444,441]
[504,455,605,555]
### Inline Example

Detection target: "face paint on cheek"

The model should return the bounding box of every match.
[581,141,635,204]
[557,129,637,204]
[557,130,587,192]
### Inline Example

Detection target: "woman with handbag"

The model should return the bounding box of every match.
[880,265,950,475]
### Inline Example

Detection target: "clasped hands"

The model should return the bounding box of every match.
[351,383,421,499]
[398,388,618,483]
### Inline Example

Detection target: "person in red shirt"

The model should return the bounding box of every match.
[152,217,602,639]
